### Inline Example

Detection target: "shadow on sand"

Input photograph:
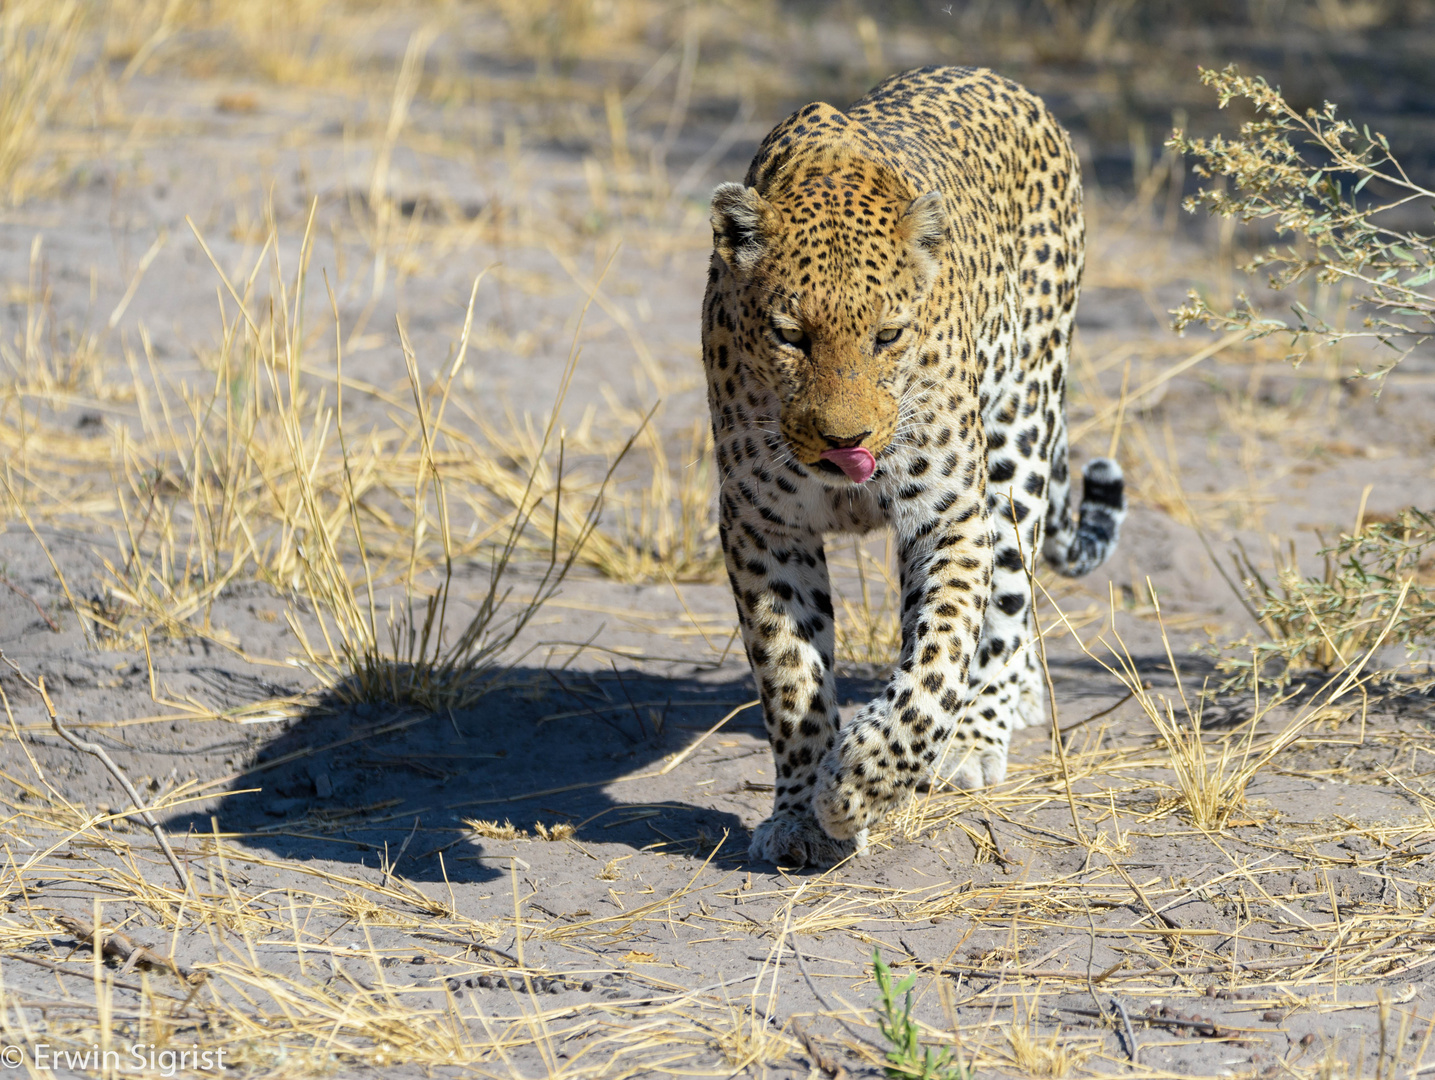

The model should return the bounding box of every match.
[164,647,1210,881]
[166,666,882,884]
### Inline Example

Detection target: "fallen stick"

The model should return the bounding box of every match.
[792,1019,851,1080]
[1060,1004,1265,1039]
[0,574,60,631]
[55,913,195,981]
[3,951,193,1002]
[0,651,191,893]
[1112,997,1139,1064]
[942,948,1391,983]
[9,999,151,1021]
[980,812,1017,868]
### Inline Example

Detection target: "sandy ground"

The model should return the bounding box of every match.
[4,20,1435,1080]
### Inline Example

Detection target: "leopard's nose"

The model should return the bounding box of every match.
[819,429,871,449]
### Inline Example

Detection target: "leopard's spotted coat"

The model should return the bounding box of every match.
[703,66,1125,867]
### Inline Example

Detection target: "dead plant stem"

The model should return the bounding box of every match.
[0,652,190,893]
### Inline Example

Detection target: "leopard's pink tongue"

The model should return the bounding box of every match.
[819,446,877,484]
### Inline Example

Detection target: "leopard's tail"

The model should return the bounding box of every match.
[1042,456,1126,578]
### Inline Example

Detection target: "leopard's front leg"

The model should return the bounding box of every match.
[813,490,994,839]
[720,510,859,868]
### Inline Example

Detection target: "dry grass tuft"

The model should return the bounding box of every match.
[232,218,613,710]
[1223,508,1435,688]
[1039,581,1397,830]
[534,820,576,841]
[1001,1015,1096,1077]
[0,0,83,205]
[466,817,527,840]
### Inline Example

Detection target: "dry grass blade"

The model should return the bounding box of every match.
[0,0,82,205]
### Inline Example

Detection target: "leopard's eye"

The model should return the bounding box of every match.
[876,327,903,345]
[778,326,806,345]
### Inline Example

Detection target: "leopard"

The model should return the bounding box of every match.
[701,66,1126,868]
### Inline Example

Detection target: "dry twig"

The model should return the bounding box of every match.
[0,651,190,892]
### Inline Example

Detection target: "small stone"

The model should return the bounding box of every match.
[1206,985,1219,997]
[581,981,593,992]
[1301,1034,1316,1047]
[477,975,492,989]
[465,978,477,988]
[445,978,460,992]
[410,956,425,965]
[314,772,333,798]
[494,977,508,990]
[1262,1011,1282,1023]
[547,982,561,994]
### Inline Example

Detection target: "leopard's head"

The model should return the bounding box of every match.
[709,158,945,485]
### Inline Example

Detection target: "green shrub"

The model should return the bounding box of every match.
[1221,509,1435,688]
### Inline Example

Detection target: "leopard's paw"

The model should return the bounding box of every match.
[934,740,1009,790]
[748,813,860,868]
[811,745,887,843]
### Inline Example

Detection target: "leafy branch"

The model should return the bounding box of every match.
[1170,64,1435,381]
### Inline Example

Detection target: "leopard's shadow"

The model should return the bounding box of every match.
[167,667,883,884]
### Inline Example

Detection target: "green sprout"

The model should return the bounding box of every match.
[871,949,966,1080]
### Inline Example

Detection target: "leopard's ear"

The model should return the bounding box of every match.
[897,190,946,253]
[710,183,778,274]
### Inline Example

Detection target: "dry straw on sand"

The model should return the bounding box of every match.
[3,2,1435,1077]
